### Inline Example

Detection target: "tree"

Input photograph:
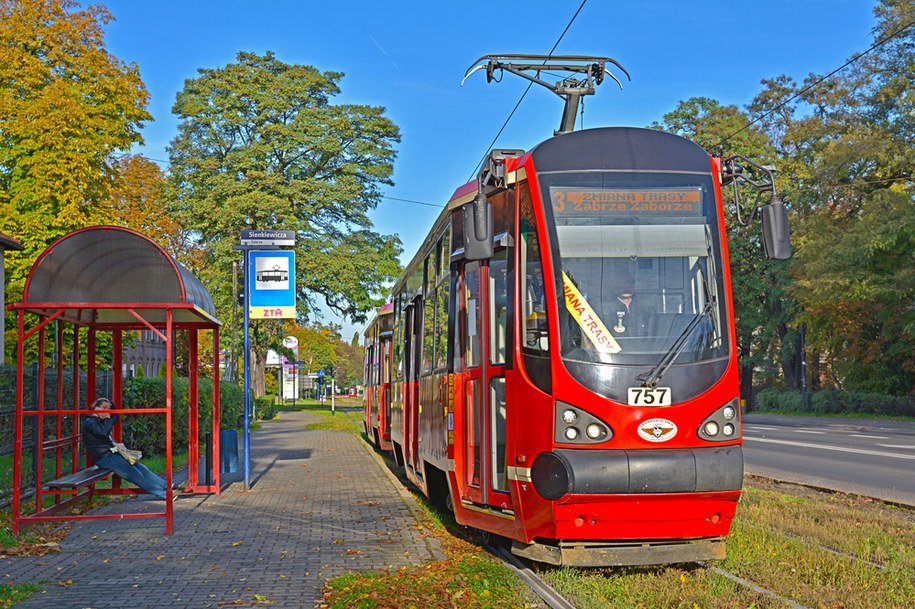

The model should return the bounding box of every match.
[651,98,794,399]
[334,338,364,390]
[283,321,338,374]
[0,0,152,306]
[780,0,915,394]
[104,154,196,264]
[168,52,403,396]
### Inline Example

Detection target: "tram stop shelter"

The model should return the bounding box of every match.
[8,226,223,535]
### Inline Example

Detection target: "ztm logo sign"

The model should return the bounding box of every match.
[249,251,295,319]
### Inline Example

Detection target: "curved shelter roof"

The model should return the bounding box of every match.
[13,226,220,328]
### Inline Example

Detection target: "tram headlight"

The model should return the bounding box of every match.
[698,399,741,442]
[555,402,613,444]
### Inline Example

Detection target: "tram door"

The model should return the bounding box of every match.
[402,296,423,480]
[460,251,511,510]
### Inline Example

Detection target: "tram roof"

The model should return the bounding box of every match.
[13,226,220,328]
[530,126,712,173]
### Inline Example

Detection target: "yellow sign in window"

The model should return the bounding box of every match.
[562,272,621,354]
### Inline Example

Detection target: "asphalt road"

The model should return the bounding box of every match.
[742,413,915,507]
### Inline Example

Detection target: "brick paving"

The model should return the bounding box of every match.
[1,409,442,608]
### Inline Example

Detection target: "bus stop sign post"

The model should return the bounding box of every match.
[235,230,296,490]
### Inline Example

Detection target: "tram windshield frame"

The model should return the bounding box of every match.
[537,170,731,383]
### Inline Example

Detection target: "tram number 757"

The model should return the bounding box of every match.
[628,387,672,407]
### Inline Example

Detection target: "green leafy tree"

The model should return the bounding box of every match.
[650,98,793,398]
[776,0,915,394]
[334,338,364,391]
[168,52,403,396]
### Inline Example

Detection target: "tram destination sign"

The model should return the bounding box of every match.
[240,229,295,246]
[550,187,703,216]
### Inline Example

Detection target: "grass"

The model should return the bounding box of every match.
[277,396,366,434]
[539,477,915,609]
[0,583,41,608]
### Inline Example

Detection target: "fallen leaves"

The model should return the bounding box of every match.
[0,531,68,557]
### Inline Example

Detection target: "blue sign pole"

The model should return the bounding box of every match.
[242,253,251,490]
[235,235,295,491]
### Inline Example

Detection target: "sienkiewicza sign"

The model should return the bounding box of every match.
[240,229,295,247]
[249,250,295,319]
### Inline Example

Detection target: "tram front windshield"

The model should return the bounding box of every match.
[539,171,729,372]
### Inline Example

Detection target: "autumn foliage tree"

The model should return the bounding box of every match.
[103,154,197,266]
[0,0,152,308]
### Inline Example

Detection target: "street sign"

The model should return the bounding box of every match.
[240,229,295,247]
[249,250,296,319]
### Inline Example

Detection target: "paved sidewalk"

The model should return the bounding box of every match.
[1,410,442,608]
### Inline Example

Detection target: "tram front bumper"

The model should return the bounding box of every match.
[530,445,743,500]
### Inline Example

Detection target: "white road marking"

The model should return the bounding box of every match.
[877,444,915,450]
[744,437,915,460]
[793,430,825,434]
[744,425,778,431]
[850,434,888,439]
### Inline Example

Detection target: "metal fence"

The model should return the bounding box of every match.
[0,364,113,508]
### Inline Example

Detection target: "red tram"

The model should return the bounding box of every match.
[363,56,790,566]
[363,302,395,451]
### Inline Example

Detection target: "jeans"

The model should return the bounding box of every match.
[96,452,168,499]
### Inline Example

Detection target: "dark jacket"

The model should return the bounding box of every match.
[82,413,120,463]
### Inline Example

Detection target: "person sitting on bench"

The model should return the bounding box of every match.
[83,398,168,499]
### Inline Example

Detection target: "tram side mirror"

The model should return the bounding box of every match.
[463,192,494,260]
[760,195,792,260]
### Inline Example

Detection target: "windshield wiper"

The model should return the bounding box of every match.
[636,300,714,388]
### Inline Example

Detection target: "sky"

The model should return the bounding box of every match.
[102,0,878,341]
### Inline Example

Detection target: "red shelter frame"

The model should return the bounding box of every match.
[8,226,224,535]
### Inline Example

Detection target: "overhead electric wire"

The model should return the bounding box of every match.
[381,195,440,208]
[468,0,589,180]
[713,17,915,150]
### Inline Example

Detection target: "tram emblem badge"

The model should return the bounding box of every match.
[638,418,678,443]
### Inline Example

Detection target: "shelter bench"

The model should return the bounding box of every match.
[45,466,112,491]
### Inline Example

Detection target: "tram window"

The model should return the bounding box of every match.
[393,292,404,381]
[440,229,451,278]
[489,377,508,493]
[422,289,435,374]
[434,232,451,371]
[489,249,509,365]
[466,379,482,489]
[450,272,463,373]
[435,280,449,370]
[464,262,482,368]
[424,254,434,297]
[520,184,549,354]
